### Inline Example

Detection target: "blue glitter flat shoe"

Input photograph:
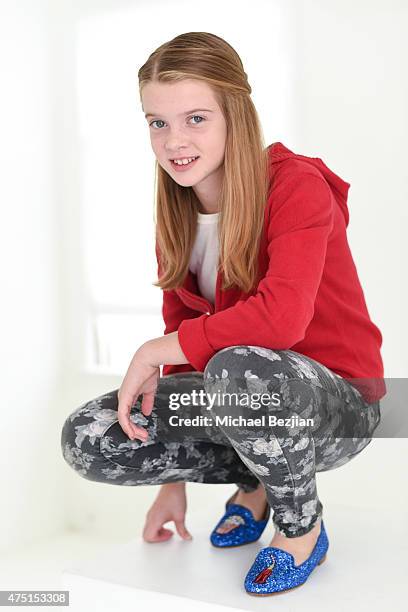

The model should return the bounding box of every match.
[210,489,270,548]
[244,519,328,596]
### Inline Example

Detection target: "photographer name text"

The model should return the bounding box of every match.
[168,414,314,427]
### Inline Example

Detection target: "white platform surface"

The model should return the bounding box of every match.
[61,504,406,612]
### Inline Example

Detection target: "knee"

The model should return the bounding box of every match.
[203,347,321,417]
[60,392,118,476]
[60,404,88,473]
[203,345,292,380]
[203,346,247,400]
[60,397,93,452]
[204,345,253,378]
[60,413,83,476]
[61,408,80,454]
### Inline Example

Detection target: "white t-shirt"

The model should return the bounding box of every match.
[189,211,220,305]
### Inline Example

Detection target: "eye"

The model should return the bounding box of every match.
[189,115,205,125]
[149,119,166,129]
[148,115,205,129]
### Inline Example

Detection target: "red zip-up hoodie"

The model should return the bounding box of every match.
[155,142,386,404]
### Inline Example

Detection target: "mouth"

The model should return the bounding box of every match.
[170,156,200,171]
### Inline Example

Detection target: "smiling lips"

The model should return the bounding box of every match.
[170,156,200,171]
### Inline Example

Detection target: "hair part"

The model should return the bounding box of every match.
[138,32,272,294]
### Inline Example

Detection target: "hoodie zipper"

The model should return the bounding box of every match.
[178,270,220,315]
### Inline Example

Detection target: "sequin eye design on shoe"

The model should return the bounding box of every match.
[253,557,276,584]
[219,514,246,530]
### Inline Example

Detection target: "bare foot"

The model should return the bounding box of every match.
[216,487,268,534]
[268,517,322,567]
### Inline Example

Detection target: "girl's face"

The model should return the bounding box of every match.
[141,79,227,190]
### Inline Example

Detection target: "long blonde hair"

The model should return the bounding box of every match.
[138,32,271,294]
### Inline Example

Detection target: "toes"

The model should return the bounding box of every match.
[216,525,233,534]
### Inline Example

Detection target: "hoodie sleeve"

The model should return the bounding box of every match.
[155,241,198,376]
[177,172,334,372]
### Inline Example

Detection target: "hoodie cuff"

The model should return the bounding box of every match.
[177,315,215,372]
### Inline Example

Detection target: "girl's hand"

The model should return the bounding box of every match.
[142,483,193,543]
[117,348,160,441]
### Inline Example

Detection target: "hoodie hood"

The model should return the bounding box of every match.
[268,142,351,227]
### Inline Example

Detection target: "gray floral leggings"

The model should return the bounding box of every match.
[60,346,381,538]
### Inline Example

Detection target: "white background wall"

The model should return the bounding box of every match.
[0,0,406,556]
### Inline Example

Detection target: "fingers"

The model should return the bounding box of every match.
[117,389,148,441]
[129,423,148,442]
[117,368,159,438]
[140,370,159,417]
[143,525,174,543]
[142,506,193,544]
[174,520,193,540]
[140,389,156,417]
[143,522,192,543]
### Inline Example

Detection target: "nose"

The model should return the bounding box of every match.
[165,127,191,156]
